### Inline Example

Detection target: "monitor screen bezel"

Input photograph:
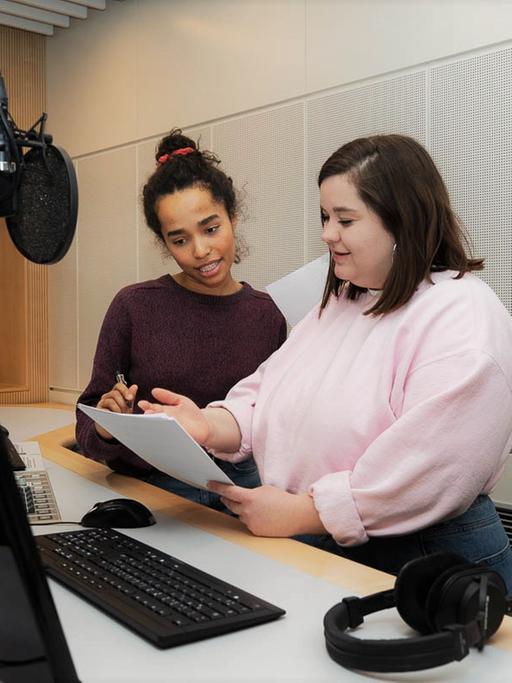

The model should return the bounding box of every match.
[0,426,80,682]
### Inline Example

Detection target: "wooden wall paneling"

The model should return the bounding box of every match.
[0,26,48,403]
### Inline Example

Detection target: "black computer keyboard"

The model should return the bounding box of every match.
[36,528,285,648]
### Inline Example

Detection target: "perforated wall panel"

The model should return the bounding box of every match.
[306,72,427,261]
[185,125,212,153]
[51,42,512,408]
[212,104,305,290]
[77,148,138,389]
[430,49,512,314]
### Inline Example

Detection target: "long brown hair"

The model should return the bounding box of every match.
[318,134,483,315]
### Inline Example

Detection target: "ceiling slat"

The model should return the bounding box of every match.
[0,9,53,34]
[10,1,88,20]
[0,0,70,27]
[63,1,106,8]
[0,0,112,36]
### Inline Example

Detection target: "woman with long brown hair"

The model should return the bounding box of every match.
[140,134,512,589]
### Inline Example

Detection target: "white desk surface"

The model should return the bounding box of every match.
[1,406,511,682]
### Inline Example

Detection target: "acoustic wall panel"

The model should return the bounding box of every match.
[306,0,512,95]
[46,0,139,157]
[48,238,78,392]
[0,227,26,390]
[77,147,138,390]
[306,72,427,262]
[134,0,305,148]
[136,137,176,284]
[47,42,512,406]
[212,104,305,291]
[430,48,512,314]
[187,125,212,153]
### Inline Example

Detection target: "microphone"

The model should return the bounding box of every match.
[0,74,11,170]
[0,73,20,217]
[0,72,78,264]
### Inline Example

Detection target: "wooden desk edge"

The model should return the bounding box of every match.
[34,422,512,651]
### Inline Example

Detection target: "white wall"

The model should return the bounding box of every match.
[47,0,512,158]
[46,0,512,404]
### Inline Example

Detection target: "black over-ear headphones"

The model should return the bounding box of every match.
[324,553,512,673]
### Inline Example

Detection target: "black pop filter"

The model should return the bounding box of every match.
[5,145,78,264]
[0,72,78,264]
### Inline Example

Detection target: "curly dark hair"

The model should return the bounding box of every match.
[142,129,245,262]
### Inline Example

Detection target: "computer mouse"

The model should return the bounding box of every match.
[80,498,156,529]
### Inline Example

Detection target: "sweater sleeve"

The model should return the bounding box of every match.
[277,315,287,348]
[207,310,298,461]
[310,350,512,546]
[75,293,154,476]
[207,362,267,463]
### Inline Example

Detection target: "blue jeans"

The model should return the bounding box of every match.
[295,495,512,592]
[143,456,260,513]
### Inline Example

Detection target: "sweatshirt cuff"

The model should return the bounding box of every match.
[309,470,369,546]
[206,400,253,463]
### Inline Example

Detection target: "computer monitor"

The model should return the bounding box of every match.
[0,425,80,683]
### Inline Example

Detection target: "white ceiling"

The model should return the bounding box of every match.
[0,0,122,36]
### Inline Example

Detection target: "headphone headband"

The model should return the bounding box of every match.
[324,593,476,672]
[323,554,509,673]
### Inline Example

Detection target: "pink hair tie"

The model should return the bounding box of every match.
[172,146,195,156]
[157,147,195,165]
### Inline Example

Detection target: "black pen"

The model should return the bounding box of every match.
[115,371,134,410]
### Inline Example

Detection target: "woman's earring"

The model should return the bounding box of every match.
[391,243,397,263]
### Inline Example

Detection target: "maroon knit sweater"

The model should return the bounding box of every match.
[76,275,287,476]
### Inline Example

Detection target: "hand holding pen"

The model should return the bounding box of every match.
[94,371,138,440]
[114,372,136,411]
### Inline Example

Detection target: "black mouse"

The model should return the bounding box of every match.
[80,498,156,529]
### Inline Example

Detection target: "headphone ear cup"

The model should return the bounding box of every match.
[426,565,507,638]
[425,563,471,631]
[395,553,464,634]
[473,573,508,638]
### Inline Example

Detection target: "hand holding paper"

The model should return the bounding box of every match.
[78,403,233,490]
[140,388,243,454]
[138,388,210,445]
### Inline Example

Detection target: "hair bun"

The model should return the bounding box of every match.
[156,128,198,162]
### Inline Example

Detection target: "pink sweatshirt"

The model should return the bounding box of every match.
[211,271,512,546]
